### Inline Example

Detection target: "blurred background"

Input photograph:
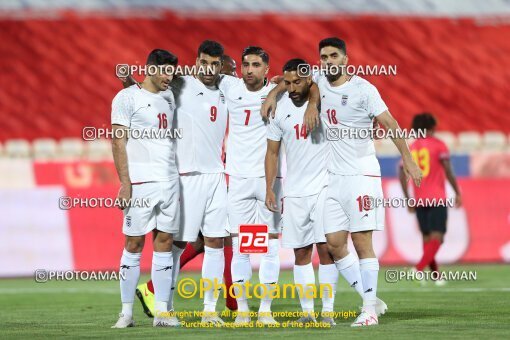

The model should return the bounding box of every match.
[0,0,509,277]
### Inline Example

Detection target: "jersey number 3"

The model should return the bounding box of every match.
[411,148,430,177]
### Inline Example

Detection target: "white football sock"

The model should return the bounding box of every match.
[334,253,364,297]
[202,246,225,312]
[293,263,315,314]
[319,263,338,313]
[151,251,173,314]
[258,239,280,313]
[121,303,133,317]
[231,237,252,312]
[168,245,184,311]
[359,258,379,315]
[119,249,141,316]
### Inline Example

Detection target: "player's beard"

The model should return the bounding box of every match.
[326,64,344,82]
[290,88,309,106]
[326,72,341,82]
[199,73,218,86]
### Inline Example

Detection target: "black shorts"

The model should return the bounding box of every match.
[416,206,447,234]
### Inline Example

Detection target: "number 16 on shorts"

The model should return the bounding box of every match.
[239,225,268,254]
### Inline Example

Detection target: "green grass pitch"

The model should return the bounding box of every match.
[1,264,508,339]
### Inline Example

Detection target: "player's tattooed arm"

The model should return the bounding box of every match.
[112,124,132,209]
[441,159,462,207]
[265,140,281,212]
[261,81,286,120]
[376,111,423,187]
[303,82,320,133]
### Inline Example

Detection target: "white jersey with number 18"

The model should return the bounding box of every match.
[314,74,388,176]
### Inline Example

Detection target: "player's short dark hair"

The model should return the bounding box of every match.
[222,55,233,62]
[146,49,178,66]
[282,58,308,73]
[319,37,347,55]
[242,46,269,64]
[412,112,437,132]
[198,40,224,58]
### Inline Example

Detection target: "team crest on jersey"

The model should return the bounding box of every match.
[341,94,348,106]
[220,92,225,104]
[125,216,131,228]
[261,95,267,103]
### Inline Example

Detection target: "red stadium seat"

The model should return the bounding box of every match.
[0,13,509,141]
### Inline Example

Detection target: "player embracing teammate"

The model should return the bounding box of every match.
[111,37,423,328]
[263,37,422,327]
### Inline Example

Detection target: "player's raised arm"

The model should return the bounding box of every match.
[441,158,462,207]
[265,139,281,212]
[376,110,422,187]
[303,82,320,132]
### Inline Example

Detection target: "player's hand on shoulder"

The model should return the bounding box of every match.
[261,95,277,121]
[117,182,132,210]
[304,104,320,133]
[269,75,283,84]
[265,190,279,212]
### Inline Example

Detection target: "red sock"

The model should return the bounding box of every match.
[416,239,441,271]
[223,245,237,310]
[180,243,203,269]
[147,280,154,294]
[430,259,438,272]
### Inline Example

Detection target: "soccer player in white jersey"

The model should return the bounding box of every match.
[111,49,181,328]
[217,46,282,325]
[168,40,230,325]
[265,59,338,326]
[309,37,422,327]
[263,37,422,327]
[133,55,239,318]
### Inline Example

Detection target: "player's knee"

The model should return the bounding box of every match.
[353,241,375,259]
[191,239,205,253]
[174,240,188,249]
[125,237,144,253]
[326,240,348,259]
[294,245,313,265]
[430,232,444,243]
[269,233,279,240]
[316,243,334,264]
[224,236,233,247]
[204,237,224,249]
